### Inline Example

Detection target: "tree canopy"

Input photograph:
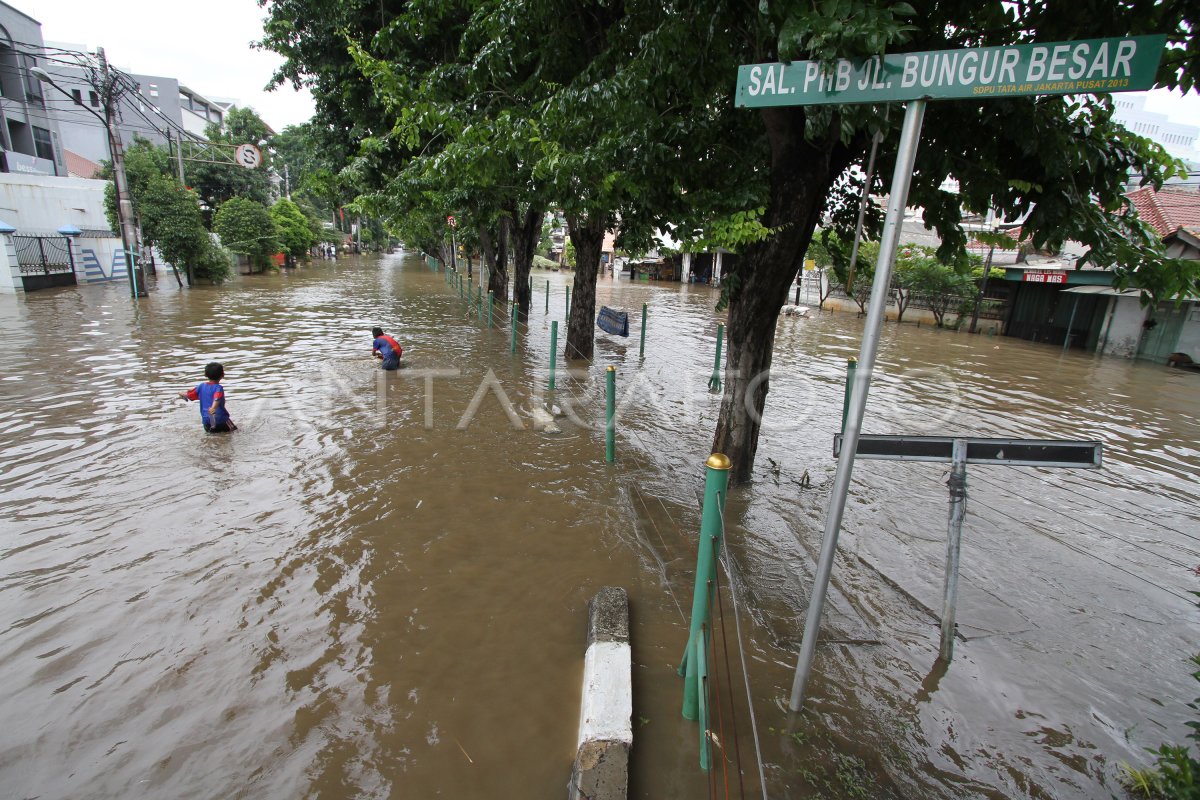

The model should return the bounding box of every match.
[260,0,1199,482]
[189,107,276,219]
[214,196,280,270]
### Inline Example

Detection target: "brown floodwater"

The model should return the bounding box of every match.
[0,252,1196,799]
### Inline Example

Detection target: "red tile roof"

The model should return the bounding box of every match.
[1126,186,1200,238]
[64,149,102,180]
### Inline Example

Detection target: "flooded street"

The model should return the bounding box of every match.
[1,252,1196,799]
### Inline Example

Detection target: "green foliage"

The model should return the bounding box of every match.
[563,238,576,268]
[192,238,234,284]
[189,107,275,221]
[270,198,317,258]
[213,197,279,269]
[895,245,977,326]
[1121,654,1200,799]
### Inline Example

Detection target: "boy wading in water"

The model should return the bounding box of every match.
[179,362,237,433]
[372,327,403,370]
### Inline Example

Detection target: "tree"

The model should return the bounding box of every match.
[270,198,317,262]
[893,246,942,323]
[102,137,230,285]
[261,0,1200,483]
[213,197,279,271]
[189,107,275,223]
[685,0,1199,483]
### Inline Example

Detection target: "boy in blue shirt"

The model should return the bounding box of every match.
[178,362,237,433]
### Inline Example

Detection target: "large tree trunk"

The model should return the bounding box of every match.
[509,203,542,319]
[565,214,606,360]
[488,215,510,302]
[712,106,856,485]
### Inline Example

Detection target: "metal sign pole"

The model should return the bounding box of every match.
[788,98,926,712]
[940,438,968,662]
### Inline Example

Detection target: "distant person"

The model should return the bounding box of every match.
[178,362,237,433]
[372,327,403,370]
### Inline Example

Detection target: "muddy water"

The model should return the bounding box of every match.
[0,254,1196,799]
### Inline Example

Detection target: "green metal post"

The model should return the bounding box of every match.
[565,285,571,318]
[639,303,647,359]
[545,280,550,314]
[549,321,558,390]
[707,324,724,391]
[510,301,518,353]
[467,275,473,308]
[477,286,483,322]
[679,453,731,720]
[605,366,616,463]
[487,290,494,328]
[841,357,858,435]
[459,273,464,300]
[697,627,710,770]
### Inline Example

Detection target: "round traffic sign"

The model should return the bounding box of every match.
[447,215,457,228]
[236,143,262,169]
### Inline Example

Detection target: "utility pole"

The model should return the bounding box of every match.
[284,163,290,200]
[98,47,146,298]
[171,130,186,185]
[968,209,997,335]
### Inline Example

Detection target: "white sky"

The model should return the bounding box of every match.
[27,0,315,131]
[21,1,1200,135]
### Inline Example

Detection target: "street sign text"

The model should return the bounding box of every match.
[736,35,1166,107]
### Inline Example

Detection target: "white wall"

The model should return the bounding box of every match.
[1101,296,1147,358]
[0,235,19,292]
[0,173,110,235]
[1174,303,1200,357]
[0,173,126,291]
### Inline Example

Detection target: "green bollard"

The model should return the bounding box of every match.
[510,301,518,353]
[565,285,571,318]
[605,365,616,463]
[679,453,731,721]
[841,357,858,436]
[477,286,483,322]
[545,280,550,314]
[639,303,647,359]
[707,324,724,391]
[487,290,494,328]
[696,627,710,771]
[549,321,558,390]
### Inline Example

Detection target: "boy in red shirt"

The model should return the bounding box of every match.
[372,327,403,370]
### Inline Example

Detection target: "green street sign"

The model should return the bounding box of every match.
[735,35,1166,108]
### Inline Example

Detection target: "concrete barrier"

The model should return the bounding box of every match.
[569,587,632,800]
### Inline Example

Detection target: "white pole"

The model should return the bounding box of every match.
[788,99,927,711]
[939,438,968,662]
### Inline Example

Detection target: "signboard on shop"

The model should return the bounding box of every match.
[1023,270,1067,284]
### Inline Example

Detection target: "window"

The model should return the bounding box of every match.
[148,82,158,98]
[89,90,99,107]
[71,88,82,105]
[32,126,54,161]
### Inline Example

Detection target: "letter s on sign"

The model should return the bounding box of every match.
[748,66,762,96]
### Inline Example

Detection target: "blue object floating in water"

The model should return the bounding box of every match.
[597,306,629,337]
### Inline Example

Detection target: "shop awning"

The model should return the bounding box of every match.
[1059,285,1142,297]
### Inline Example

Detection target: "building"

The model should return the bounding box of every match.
[1112,92,1200,166]
[0,2,65,177]
[995,187,1200,362]
[39,50,228,169]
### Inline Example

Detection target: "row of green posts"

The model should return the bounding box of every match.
[429,253,874,772]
